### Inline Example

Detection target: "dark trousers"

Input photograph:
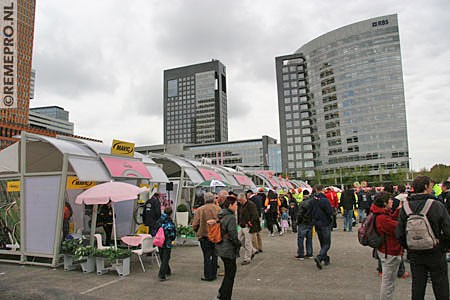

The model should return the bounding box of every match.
[103,224,112,246]
[200,237,217,280]
[410,253,449,300]
[267,213,281,234]
[218,257,237,300]
[297,224,313,257]
[316,226,331,263]
[158,247,172,279]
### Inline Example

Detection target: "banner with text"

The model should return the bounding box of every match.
[0,0,17,108]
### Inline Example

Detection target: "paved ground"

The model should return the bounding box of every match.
[0,217,445,300]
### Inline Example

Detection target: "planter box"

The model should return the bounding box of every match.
[95,256,130,276]
[176,212,189,227]
[64,254,79,271]
[80,256,96,273]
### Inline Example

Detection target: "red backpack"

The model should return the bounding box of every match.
[358,213,383,248]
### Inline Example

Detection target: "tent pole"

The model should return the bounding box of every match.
[19,132,27,263]
[112,203,117,249]
[90,205,98,247]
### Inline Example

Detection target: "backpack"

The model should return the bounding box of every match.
[403,199,439,250]
[358,213,383,248]
[206,219,222,243]
[153,227,165,247]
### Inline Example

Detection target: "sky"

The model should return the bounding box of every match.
[32,0,450,171]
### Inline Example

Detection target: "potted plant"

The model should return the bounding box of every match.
[94,248,132,276]
[175,203,189,226]
[74,245,96,273]
[61,238,84,271]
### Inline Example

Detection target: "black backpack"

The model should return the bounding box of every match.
[358,213,383,248]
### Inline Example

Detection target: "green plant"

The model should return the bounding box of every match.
[176,225,195,237]
[61,238,83,255]
[176,204,188,212]
[94,248,131,260]
[74,245,95,258]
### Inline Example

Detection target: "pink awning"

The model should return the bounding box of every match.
[234,175,252,186]
[268,178,278,187]
[101,156,152,179]
[286,181,294,189]
[198,168,222,180]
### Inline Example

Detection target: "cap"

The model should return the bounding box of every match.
[258,187,265,193]
[297,188,302,193]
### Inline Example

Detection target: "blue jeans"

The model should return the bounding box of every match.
[297,224,313,257]
[343,209,353,231]
[316,226,331,263]
[358,208,366,223]
[199,237,218,280]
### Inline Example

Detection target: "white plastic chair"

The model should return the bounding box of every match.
[94,234,112,250]
[132,237,161,272]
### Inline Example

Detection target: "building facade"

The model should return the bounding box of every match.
[29,106,74,135]
[0,0,36,149]
[136,136,282,173]
[163,60,228,144]
[276,14,409,183]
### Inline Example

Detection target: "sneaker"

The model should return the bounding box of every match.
[271,233,274,237]
[314,257,323,270]
[241,260,251,265]
[279,232,283,236]
[294,255,305,259]
[159,277,167,281]
[399,271,410,279]
[218,271,225,276]
[305,255,313,259]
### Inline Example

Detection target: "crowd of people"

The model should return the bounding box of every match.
[137,175,450,300]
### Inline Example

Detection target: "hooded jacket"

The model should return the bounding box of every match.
[370,204,402,256]
[215,208,241,259]
[396,193,450,258]
[311,193,333,228]
[340,189,356,210]
[155,213,176,249]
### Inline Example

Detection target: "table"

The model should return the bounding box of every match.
[121,234,152,247]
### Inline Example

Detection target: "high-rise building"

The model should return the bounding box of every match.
[276,14,409,184]
[29,106,74,135]
[163,60,228,144]
[0,0,36,149]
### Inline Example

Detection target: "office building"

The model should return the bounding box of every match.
[136,136,281,173]
[276,14,409,183]
[29,106,74,135]
[163,60,228,144]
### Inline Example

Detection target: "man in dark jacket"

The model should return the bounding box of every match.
[295,190,313,259]
[340,186,356,232]
[438,180,450,215]
[396,176,450,300]
[143,193,161,235]
[311,185,333,269]
[247,190,263,253]
[356,187,370,223]
[237,193,259,265]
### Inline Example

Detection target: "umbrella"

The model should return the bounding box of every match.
[197,179,230,187]
[75,181,148,248]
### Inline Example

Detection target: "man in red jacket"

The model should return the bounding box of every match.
[370,191,403,300]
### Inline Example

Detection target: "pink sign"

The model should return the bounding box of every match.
[234,175,252,186]
[198,168,222,180]
[101,156,152,179]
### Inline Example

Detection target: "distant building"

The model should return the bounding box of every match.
[136,136,281,173]
[29,106,74,135]
[163,60,228,144]
[276,14,409,183]
[30,69,36,100]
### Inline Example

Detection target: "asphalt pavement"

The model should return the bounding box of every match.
[0,216,444,300]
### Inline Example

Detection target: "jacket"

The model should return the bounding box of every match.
[143,195,161,231]
[297,197,313,226]
[237,200,260,233]
[324,190,339,209]
[438,191,450,215]
[155,213,176,249]
[396,193,450,258]
[264,198,281,215]
[311,193,333,228]
[340,189,356,210]
[370,204,402,256]
[356,190,370,210]
[191,203,221,239]
[250,194,263,218]
[215,208,241,259]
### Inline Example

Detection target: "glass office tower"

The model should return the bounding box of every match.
[164,60,228,144]
[276,14,409,183]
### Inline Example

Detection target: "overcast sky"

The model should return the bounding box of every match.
[32,0,450,171]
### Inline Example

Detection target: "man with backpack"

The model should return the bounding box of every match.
[396,176,450,300]
[192,192,221,281]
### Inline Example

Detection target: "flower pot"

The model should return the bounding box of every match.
[80,256,96,273]
[176,212,189,227]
